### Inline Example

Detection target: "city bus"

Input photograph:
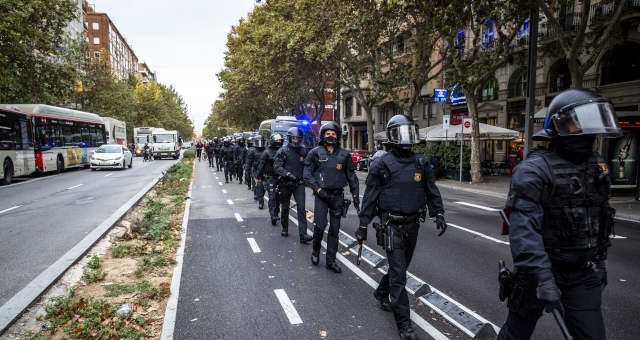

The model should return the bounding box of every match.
[258,116,317,149]
[0,107,36,184]
[0,104,106,174]
[101,117,127,145]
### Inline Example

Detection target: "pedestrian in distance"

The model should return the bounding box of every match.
[304,121,359,273]
[496,88,620,340]
[356,115,446,340]
[256,134,283,225]
[221,138,235,183]
[214,137,223,172]
[245,137,257,191]
[196,140,203,161]
[275,127,313,243]
[252,135,267,209]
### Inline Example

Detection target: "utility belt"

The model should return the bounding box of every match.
[380,210,425,225]
[551,260,593,272]
[372,210,425,252]
[320,188,343,197]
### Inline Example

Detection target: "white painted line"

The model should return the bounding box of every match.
[215,176,219,180]
[234,213,243,222]
[161,161,195,340]
[66,184,83,190]
[247,238,261,253]
[273,289,303,325]
[222,189,227,194]
[0,205,21,214]
[447,222,509,245]
[104,173,113,177]
[611,234,628,239]
[455,201,499,212]
[218,182,223,186]
[226,199,234,205]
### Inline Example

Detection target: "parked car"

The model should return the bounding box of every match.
[355,151,374,171]
[90,144,133,170]
[351,149,368,167]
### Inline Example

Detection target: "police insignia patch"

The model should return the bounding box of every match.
[598,163,608,175]
[414,173,421,182]
[300,156,304,162]
[337,164,343,170]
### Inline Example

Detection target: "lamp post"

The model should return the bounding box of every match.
[524,4,539,158]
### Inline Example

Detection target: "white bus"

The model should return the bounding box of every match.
[0,108,36,184]
[0,104,106,174]
[102,117,127,145]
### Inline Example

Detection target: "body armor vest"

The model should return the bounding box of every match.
[222,146,234,161]
[536,150,609,251]
[252,148,265,172]
[282,145,307,178]
[262,147,278,177]
[378,153,427,215]
[314,147,349,189]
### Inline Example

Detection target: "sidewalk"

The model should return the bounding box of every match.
[436,175,640,223]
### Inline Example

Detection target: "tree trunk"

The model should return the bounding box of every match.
[365,105,375,152]
[568,60,584,88]
[466,94,484,184]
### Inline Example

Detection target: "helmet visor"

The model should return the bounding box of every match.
[387,124,419,144]
[255,138,265,147]
[551,102,622,137]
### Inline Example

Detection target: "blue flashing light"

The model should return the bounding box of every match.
[302,120,309,125]
[81,142,87,148]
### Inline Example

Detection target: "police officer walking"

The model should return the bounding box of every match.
[234,136,248,185]
[214,138,223,172]
[206,139,215,168]
[221,138,235,183]
[256,134,283,225]
[356,115,446,340]
[244,136,256,191]
[304,121,359,273]
[275,127,313,242]
[497,89,619,340]
[252,135,267,209]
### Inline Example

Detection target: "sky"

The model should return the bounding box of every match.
[92,0,256,133]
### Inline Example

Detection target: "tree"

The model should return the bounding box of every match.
[537,0,627,87]
[444,0,529,183]
[0,0,81,104]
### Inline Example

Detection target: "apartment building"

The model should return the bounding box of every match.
[137,62,157,84]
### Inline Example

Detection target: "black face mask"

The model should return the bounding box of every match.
[554,135,596,163]
[324,136,337,146]
[391,145,413,158]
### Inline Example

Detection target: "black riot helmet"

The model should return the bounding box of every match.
[534,88,622,141]
[247,136,254,146]
[286,127,303,147]
[254,135,266,148]
[319,121,340,146]
[237,136,245,146]
[223,137,230,146]
[386,114,420,151]
[269,133,283,148]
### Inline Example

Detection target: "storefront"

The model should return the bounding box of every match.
[607,112,640,195]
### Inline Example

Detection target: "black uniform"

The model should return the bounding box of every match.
[245,145,257,190]
[221,144,235,183]
[359,150,444,330]
[497,148,612,340]
[252,146,266,206]
[274,144,308,237]
[234,142,248,184]
[256,146,280,221]
[196,142,203,161]
[206,142,215,168]
[304,145,359,265]
[214,142,223,171]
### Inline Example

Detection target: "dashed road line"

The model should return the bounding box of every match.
[104,173,113,177]
[455,201,500,212]
[447,222,509,245]
[0,205,21,215]
[273,289,303,325]
[246,238,261,253]
[218,182,223,186]
[66,184,83,190]
[227,199,234,205]
[222,189,227,194]
[234,213,243,222]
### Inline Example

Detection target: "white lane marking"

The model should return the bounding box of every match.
[455,201,499,212]
[222,189,228,194]
[215,176,219,180]
[234,213,243,222]
[66,184,83,190]
[104,173,113,177]
[611,234,628,239]
[247,238,261,253]
[0,205,21,214]
[227,199,234,205]
[447,222,509,245]
[273,289,303,325]
[218,182,223,186]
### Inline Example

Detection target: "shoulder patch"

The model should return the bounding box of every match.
[598,162,608,175]
[414,173,422,182]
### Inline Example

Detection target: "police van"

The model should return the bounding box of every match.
[258,116,316,149]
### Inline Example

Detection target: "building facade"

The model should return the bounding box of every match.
[137,62,157,84]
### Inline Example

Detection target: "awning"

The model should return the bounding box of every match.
[374,130,387,140]
[534,107,547,123]
[420,123,520,141]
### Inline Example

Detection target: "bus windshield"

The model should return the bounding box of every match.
[154,134,175,143]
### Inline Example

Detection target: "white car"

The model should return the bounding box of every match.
[90,144,133,170]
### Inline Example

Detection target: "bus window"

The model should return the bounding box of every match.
[81,126,90,146]
[97,127,105,145]
[0,115,20,150]
[63,125,73,145]
[19,119,31,150]
[51,123,63,147]
[71,126,82,145]
[90,127,98,146]
[36,124,51,148]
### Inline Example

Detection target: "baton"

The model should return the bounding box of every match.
[356,244,363,265]
[499,209,511,228]
[552,309,573,340]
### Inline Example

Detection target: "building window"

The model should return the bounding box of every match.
[356,102,362,116]
[93,51,100,59]
[93,37,100,45]
[455,30,465,53]
[508,68,527,98]
[481,77,498,101]
[482,19,494,49]
[92,22,99,30]
[345,97,353,118]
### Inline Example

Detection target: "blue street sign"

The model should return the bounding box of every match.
[434,88,448,102]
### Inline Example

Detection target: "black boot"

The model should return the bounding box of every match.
[373,291,392,312]
[325,262,342,273]
[258,201,264,210]
[398,324,418,340]
[281,228,288,237]
[271,217,279,226]
[311,252,319,265]
[299,234,312,244]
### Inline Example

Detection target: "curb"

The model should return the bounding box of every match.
[0,167,169,334]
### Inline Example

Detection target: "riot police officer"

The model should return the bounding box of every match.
[496,89,620,340]
[214,138,223,171]
[206,139,215,168]
[252,135,267,209]
[256,134,283,225]
[234,136,248,184]
[356,115,445,340]
[245,136,256,191]
[275,127,313,242]
[304,121,359,273]
[221,138,235,183]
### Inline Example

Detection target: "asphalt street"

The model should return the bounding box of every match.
[176,160,640,340]
[0,157,179,307]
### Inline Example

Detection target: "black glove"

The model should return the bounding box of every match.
[285,172,297,181]
[352,195,360,213]
[435,214,447,236]
[536,279,564,315]
[355,226,367,243]
[315,189,329,202]
[595,260,608,289]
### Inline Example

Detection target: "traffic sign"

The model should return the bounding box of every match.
[463,118,472,133]
[434,88,448,102]
[443,115,450,130]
